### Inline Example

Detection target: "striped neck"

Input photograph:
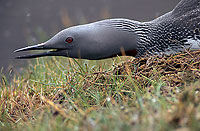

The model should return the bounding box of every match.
[96,19,152,56]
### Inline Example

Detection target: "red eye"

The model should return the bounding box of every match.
[65,37,73,43]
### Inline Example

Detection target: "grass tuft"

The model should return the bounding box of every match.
[0,51,200,130]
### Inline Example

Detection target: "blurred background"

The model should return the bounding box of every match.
[0,0,180,75]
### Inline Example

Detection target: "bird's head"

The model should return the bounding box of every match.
[15,19,139,60]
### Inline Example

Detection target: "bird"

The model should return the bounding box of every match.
[14,0,200,60]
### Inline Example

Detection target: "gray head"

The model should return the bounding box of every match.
[14,19,139,60]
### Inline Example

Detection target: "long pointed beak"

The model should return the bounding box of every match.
[14,43,46,53]
[15,50,64,59]
[14,43,66,59]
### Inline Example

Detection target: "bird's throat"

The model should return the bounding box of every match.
[105,49,138,59]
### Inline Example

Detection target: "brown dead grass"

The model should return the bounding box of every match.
[114,50,200,87]
[0,50,200,129]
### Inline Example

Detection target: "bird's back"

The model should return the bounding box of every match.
[137,0,200,56]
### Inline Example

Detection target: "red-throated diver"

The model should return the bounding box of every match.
[14,0,200,59]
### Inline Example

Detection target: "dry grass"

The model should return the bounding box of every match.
[114,50,200,87]
[0,50,200,130]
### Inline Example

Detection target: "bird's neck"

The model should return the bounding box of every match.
[97,19,152,56]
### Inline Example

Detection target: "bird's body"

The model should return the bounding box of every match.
[15,0,200,59]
